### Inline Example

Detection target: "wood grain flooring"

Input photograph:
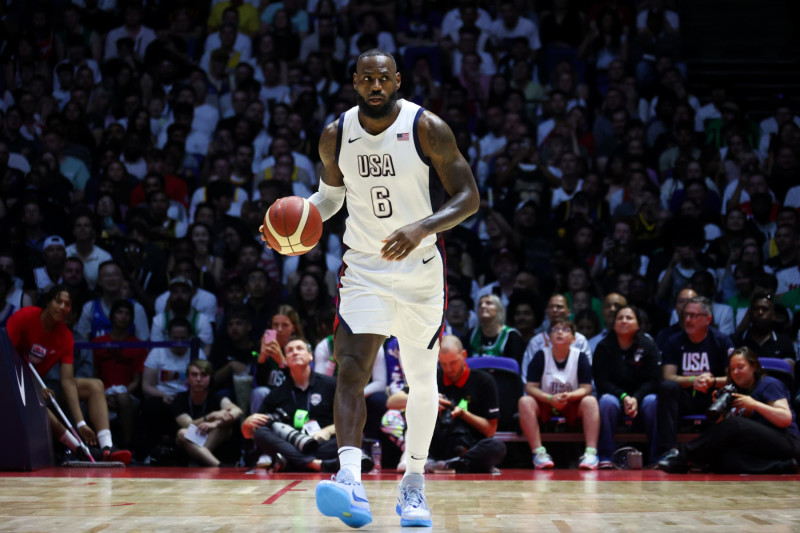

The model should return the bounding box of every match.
[1,468,799,532]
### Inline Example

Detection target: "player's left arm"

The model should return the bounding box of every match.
[381,111,480,261]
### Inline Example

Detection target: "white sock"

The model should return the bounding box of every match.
[97,429,113,449]
[338,446,363,482]
[397,339,439,476]
[60,431,79,451]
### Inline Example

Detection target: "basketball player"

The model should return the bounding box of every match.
[261,49,479,527]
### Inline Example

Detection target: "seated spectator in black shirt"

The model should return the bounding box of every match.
[468,294,525,366]
[731,294,796,373]
[387,336,506,473]
[594,306,661,466]
[173,359,243,466]
[242,338,361,473]
[766,222,798,273]
[210,305,258,400]
[655,296,734,459]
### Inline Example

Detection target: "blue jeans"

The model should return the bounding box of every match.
[598,393,657,461]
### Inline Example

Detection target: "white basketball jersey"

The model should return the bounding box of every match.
[540,346,581,395]
[336,99,442,255]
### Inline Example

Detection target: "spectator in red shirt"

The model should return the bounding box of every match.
[92,299,148,449]
[6,285,131,464]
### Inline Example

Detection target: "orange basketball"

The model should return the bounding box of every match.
[262,196,323,256]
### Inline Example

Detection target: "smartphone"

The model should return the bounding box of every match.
[258,329,278,363]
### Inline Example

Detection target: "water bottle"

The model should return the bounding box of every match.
[370,440,382,473]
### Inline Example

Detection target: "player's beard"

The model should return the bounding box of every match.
[356,89,399,119]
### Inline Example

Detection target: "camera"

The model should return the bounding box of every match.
[267,408,319,454]
[440,397,455,426]
[706,384,738,421]
[268,420,319,454]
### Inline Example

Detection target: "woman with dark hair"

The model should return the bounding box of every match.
[269,8,301,62]
[291,271,334,346]
[94,192,127,248]
[250,305,305,414]
[661,347,800,474]
[593,305,661,467]
[62,101,97,151]
[507,290,541,346]
[579,6,627,70]
[187,222,224,287]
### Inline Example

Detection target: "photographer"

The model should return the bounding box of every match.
[660,347,800,474]
[242,338,370,473]
[386,336,506,473]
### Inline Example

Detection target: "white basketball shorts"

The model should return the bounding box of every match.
[335,242,445,349]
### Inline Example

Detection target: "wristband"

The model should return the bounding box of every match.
[76,421,87,429]
[547,394,552,405]
[619,393,628,401]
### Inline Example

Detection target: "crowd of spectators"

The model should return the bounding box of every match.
[1,0,800,470]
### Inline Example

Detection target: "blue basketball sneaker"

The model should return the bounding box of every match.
[395,473,432,527]
[315,469,372,528]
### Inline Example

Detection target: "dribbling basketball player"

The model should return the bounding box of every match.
[295,49,479,528]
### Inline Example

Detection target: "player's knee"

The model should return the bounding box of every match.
[335,352,372,384]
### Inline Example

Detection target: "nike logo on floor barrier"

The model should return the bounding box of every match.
[422,256,435,264]
[15,364,26,406]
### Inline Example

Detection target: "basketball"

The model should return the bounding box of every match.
[261,196,323,256]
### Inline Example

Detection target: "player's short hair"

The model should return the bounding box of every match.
[356,49,397,71]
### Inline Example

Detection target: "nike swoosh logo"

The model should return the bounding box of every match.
[422,256,435,264]
[353,491,369,503]
[348,137,361,143]
[15,364,26,406]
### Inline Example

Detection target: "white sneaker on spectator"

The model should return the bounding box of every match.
[256,454,272,468]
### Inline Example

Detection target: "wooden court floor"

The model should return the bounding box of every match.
[1,468,800,532]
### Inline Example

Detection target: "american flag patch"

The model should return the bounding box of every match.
[397,133,409,141]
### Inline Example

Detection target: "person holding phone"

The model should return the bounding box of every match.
[250,305,304,414]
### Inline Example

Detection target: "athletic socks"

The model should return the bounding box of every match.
[97,429,113,449]
[397,341,440,476]
[338,446,363,482]
[59,431,79,451]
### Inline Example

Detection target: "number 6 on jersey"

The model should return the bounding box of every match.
[371,186,392,218]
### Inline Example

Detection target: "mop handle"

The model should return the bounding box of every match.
[27,362,96,464]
